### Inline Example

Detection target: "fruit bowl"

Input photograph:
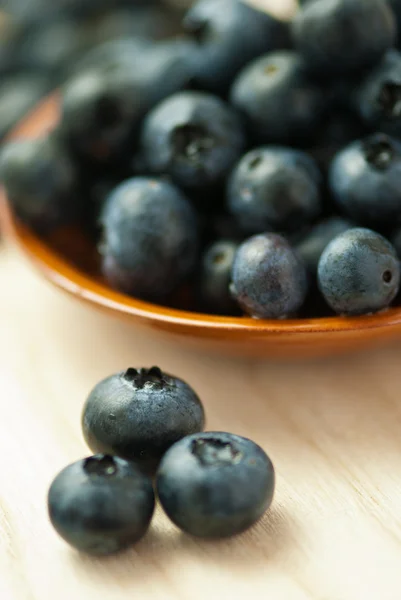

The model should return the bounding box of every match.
[2,96,401,359]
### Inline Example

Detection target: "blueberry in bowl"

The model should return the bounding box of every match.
[4,0,401,358]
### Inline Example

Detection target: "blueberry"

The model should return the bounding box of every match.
[183,0,289,94]
[292,0,396,76]
[230,51,325,145]
[227,146,322,235]
[48,454,155,554]
[60,39,194,166]
[18,17,88,83]
[0,134,79,233]
[356,50,401,137]
[318,228,400,315]
[139,91,245,190]
[296,217,354,275]
[156,432,275,538]
[100,177,198,301]
[199,240,240,315]
[82,367,205,473]
[230,233,308,319]
[329,133,401,227]
[307,109,368,173]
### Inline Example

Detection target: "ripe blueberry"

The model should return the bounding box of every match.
[82,367,205,473]
[230,233,308,319]
[318,228,400,315]
[156,432,275,538]
[48,454,155,554]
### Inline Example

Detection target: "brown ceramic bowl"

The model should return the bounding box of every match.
[2,95,401,359]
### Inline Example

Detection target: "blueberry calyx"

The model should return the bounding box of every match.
[83,455,118,477]
[383,269,393,284]
[184,18,210,44]
[123,366,166,389]
[362,135,394,170]
[94,96,121,128]
[376,81,401,119]
[171,124,216,165]
[191,437,243,467]
[248,155,263,169]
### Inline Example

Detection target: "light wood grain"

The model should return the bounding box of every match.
[3,237,401,600]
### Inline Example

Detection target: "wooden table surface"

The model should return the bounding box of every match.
[3,1,401,599]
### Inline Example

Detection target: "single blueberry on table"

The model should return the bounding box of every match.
[227,146,322,235]
[230,233,308,319]
[100,177,199,301]
[296,217,354,276]
[156,432,275,538]
[230,51,325,145]
[0,134,79,233]
[329,133,401,227]
[139,91,245,190]
[82,367,205,473]
[48,454,155,555]
[292,0,396,76]
[356,50,401,138]
[199,240,240,315]
[318,228,400,315]
[183,0,289,94]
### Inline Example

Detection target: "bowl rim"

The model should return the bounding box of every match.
[2,94,401,338]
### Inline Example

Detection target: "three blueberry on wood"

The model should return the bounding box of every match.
[48,367,275,554]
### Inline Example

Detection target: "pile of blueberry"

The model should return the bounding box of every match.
[48,367,275,553]
[0,0,186,140]
[4,0,401,319]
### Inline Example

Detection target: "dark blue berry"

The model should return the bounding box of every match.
[48,454,155,555]
[329,133,401,227]
[227,146,322,234]
[183,0,289,94]
[82,367,205,473]
[60,39,194,166]
[318,228,400,315]
[139,91,245,190]
[100,177,198,301]
[356,50,401,137]
[156,432,275,538]
[0,134,79,233]
[230,51,325,145]
[199,240,240,315]
[296,217,354,275]
[391,226,401,258]
[292,0,396,76]
[230,233,308,319]
[307,110,368,173]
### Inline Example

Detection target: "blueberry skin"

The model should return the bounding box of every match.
[227,146,322,234]
[183,0,289,94]
[230,51,325,145]
[48,455,155,555]
[140,91,245,190]
[199,240,240,315]
[0,134,79,233]
[100,177,198,301]
[230,233,308,319]
[329,133,401,227]
[156,432,274,538]
[60,39,194,166]
[318,228,400,315]
[391,226,401,258]
[292,0,396,76]
[296,217,354,275]
[82,367,205,473]
[356,50,401,137]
